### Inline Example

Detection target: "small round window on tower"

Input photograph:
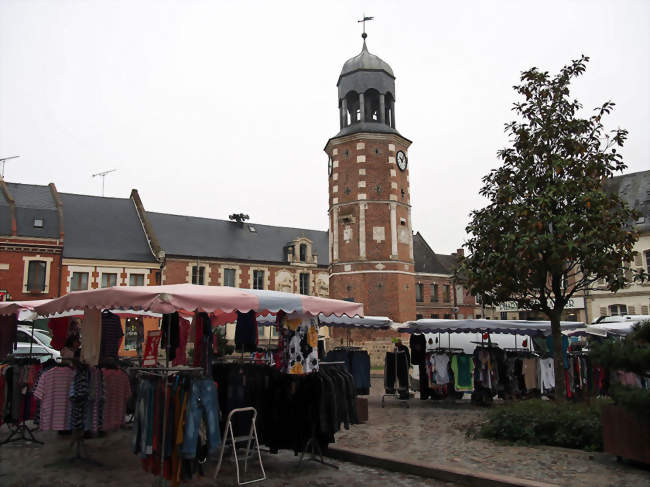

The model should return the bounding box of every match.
[344,149,350,157]
[375,148,380,155]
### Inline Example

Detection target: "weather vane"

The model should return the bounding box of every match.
[358,14,373,39]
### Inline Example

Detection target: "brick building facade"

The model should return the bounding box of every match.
[0,181,64,301]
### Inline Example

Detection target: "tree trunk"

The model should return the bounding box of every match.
[549,311,567,401]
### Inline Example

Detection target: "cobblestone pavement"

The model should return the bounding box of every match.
[333,377,650,487]
[0,427,454,487]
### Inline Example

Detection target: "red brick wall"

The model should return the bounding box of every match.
[327,134,416,323]
[162,258,329,296]
[60,264,158,292]
[0,240,62,300]
[414,275,479,319]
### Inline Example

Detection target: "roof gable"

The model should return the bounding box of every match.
[60,193,155,262]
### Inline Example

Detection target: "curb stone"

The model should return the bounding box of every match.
[326,446,558,487]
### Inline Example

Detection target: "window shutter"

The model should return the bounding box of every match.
[628,305,635,315]
[642,305,649,315]
[599,307,607,317]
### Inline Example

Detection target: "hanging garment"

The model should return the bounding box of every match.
[539,357,555,393]
[181,379,221,459]
[136,318,145,357]
[235,311,257,352]
[522,358,539,391]
[283,317,319,375]
[102,368,131,431]
[409,334,426,365]
[100,310,124,360]
[0,314,18,360]
[33,366,75,431]
[48,317,71,351]
[161,312,180,362]
[172,317,190,366]
[432,353,450,385]
[384,351,397,393]
[81,308,102,366]
[451,354,474,392]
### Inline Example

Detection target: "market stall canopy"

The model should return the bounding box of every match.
[567,321,639,338]
[398,319,585,336]
[0,299,52,321]
[317,314,393,329]
[255,313,392,329]
[32,284,364,318]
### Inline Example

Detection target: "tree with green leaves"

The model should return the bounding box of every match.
[460,56,642,400]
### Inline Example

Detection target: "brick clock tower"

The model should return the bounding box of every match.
[325,33,416,324]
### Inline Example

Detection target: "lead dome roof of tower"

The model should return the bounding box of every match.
[340,39,394,78]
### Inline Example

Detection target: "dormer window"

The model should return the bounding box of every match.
[299,244,307,262]
[33,217,44,228]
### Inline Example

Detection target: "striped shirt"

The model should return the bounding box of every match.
[33,367,75,431]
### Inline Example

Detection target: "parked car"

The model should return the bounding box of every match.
[14,325,60,361]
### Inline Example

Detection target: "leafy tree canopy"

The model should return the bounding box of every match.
[462,56,640,317]
[459,56,642,399]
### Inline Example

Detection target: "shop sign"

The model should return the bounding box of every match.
[497,297,585,312]
[142,330,161,367]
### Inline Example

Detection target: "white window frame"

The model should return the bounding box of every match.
[22,255,53,294]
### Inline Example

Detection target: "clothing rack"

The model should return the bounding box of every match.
[429,347,465,354]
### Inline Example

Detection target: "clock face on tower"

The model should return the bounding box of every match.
[396,150,408,171]
[328,156,333,176]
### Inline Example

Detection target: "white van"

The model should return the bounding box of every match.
[14,325,60,361]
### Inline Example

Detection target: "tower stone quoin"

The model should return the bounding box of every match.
[325,35,416,326]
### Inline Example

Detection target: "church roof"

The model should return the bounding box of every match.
[147,211,330,266]
[339,40,394,80]
[413,232,457,275]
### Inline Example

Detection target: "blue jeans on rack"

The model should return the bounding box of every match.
[181,379,221,458]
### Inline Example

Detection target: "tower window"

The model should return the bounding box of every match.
[416,283,423,302]
[344,149,350,157]
[375,148,380,155]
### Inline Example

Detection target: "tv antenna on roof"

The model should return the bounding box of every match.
[0,155,20,179]
[92,168,117,196]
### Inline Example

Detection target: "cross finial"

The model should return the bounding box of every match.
[357,14,374,40]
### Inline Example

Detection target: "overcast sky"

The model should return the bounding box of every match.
[1,0,648,255]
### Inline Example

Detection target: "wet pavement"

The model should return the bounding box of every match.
[332,377,650,487]
[0,426,454,487]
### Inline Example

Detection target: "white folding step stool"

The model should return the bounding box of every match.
[214,407,266,485]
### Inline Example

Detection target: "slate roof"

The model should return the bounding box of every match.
[60,193,156,262]
[147,211,329,266]
[413,232,457,275]
[605,170,650,234]
[340,40,394,78]
[0,182,60,238]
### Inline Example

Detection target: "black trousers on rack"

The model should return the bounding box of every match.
[384,351,409,398]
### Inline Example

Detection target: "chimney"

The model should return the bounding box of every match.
[456,248,464,257]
